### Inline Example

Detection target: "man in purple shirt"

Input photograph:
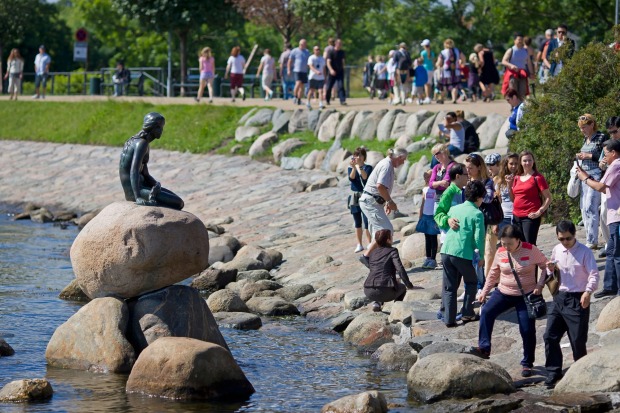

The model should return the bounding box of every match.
[577,139,620,298]
[543,219,599,389]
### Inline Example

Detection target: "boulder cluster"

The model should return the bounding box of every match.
[45,201,255,401]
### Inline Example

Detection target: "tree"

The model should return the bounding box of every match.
[0,0,40,91]
[229,0,301,44]
[111,0,213,90]
[293,0,381,38]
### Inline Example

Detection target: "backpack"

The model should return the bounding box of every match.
[397,50,412,71]
[461,120,480,154]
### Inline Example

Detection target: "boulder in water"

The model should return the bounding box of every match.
[0,379,53,402]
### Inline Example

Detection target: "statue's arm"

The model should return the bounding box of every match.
[141,163,158,187]
[130,140,149,201]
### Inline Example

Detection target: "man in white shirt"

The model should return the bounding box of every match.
[33,45,51,99]
[307,46,325,109]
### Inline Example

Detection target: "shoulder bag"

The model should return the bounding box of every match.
[545,266,561,296]
[507,252,547,319]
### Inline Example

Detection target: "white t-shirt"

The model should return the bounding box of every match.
[386,58,396,80]
[260,55,275,77]
[227,55,246,74]
[365,157,395,196]
[422,187,436,216]
[307,55,325,80]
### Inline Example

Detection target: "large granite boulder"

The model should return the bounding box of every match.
[272,111,291,134]
[318,112,341,142]
[0,338,15,356]
[190,268,237,293]
[46,297,136,373]
[213,312,262,330]
[288,108,308,133]
[390,112,412,140]
[353,110,388,141]
[234,245,283,271]
[235,126,260,142]
[321,391,388,413]
[494,118,511,149]
[272,139,305,163]
[405,110,433,137]
[0,379,53,402]
[350,111,372,139]
[315,109,337,134]
[477,113,507,150]
[277,284,315,301]
[416,113,437,136]
[245,108,273,127]
[343,312,398,353]
[365,151,384,167]
[335,110,358,140]
[307,109,321,131]
[238,108,258,125]
[280,157,304,170]
[377,109,403,141]
[127,285,229,354]
[71,202,210,299]
[58,278,90,302]
[249,131,278,157]
[371,343,418,371]
[303,149,321,169]
[596,296,620,332]
[207,289,250,313]
[429,110,448,137]
[126,337,254,400]
[400,233,426,262]
[245,296,300,316]
[407,353,515,402]
[555,345,620,393]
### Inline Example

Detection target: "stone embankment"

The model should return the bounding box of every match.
[2,140,620,410]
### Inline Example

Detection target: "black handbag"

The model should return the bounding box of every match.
[480,196,504,226]
[507,252,547,319]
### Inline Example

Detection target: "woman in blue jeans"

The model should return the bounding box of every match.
[471,225,549,377]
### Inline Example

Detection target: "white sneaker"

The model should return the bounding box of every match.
[406,98,413,103]
[306,101,312,109]
[319,103,324,109]
[354,244,364,253]
[423,97,432,104]
[32,94,39,99]
[457,292,465,302]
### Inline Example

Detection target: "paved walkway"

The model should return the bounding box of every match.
[1,94,511,117]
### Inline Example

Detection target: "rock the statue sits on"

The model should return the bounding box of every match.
[119,112,184,210]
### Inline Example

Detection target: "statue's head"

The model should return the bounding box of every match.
[143,112,165,140]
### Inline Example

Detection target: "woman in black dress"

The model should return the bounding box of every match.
[478,46,499,102]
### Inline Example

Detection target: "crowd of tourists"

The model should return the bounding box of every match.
[351,107,620,389]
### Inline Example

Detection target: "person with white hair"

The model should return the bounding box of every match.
[359,148,408,260]
[536,29,554,83]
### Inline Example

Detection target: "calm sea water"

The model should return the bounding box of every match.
[0,210,417,412]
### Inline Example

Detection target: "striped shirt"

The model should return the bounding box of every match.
[579,131,606,172]
[482,242,548,297]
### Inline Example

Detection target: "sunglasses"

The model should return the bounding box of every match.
[557,30,566,34]
[579,116,593,122]
[609,129,619,135]
[557,236,574,242]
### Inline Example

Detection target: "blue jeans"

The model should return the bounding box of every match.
[604,221,620,293]
[497,216,513,234]
[580,170,601,245]
[282,76,294,99]
[478,289,536,367]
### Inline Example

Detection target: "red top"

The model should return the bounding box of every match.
[512,172,548,217]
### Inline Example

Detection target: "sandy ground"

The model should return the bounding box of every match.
[1,94,511,117]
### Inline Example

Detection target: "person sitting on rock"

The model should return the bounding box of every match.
[360,229,414,312]
[119,112,184,210]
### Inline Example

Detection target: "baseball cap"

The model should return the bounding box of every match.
[485,153,501,165]
[421,39,430,47]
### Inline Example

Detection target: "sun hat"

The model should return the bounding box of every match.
[421,39,430,47]
[484,153,502,165]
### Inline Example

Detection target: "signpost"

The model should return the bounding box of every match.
[74,28,89,94]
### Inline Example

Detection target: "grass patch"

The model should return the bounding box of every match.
[0,101,252,153]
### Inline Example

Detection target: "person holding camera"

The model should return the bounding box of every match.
[348,147,373,253]
[359,148,408,261]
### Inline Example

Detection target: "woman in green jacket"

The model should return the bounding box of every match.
[440,180,486,326]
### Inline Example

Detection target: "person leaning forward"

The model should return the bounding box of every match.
[359,148,408,262]
[543,220,598,389]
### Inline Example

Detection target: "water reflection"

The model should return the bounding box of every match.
[0,210,416,412]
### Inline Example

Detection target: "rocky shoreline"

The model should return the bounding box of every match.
[2,140,620,411]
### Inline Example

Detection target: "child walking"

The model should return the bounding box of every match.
[416,170,440,268]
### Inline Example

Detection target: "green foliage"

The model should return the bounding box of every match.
[510,42,620,222]
[0,101,250,153]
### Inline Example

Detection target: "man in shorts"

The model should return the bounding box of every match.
[33,45,51,99]
[307,45,326,109]
[287,39,310,105]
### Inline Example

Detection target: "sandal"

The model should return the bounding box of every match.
[521,367,533,377]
